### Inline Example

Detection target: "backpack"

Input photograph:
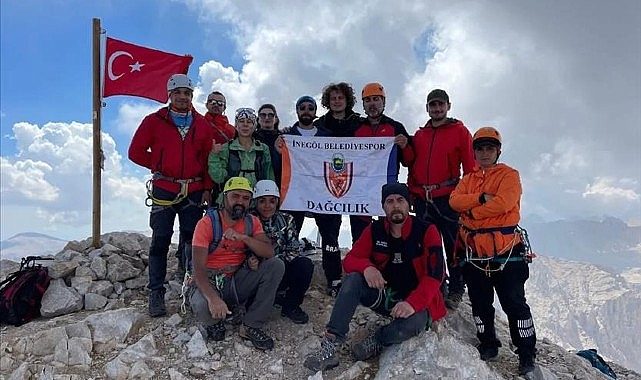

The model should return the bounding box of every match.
[183,208,254,278]
[228,145,265,179]
[0,256,53,326]
[576,349,617,379]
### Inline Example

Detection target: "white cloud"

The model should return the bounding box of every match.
[1,121,149,240]
[113,102,159,136]
[0,157,59,201]
[583,177,640,202]
[2,0,640,241]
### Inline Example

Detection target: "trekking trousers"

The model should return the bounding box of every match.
[278,256,314,310]
[148,187,204,292]
[327,273,427,345]
[190,257,285,328]
[462,258,537,357]
[286,211,342,286]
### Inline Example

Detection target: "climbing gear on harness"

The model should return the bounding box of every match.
[459,225,536,274]
[145,172,203,207]
[422,178,460,202]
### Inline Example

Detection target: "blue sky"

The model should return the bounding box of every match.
[1,0,240,155]
[1,0,640,245]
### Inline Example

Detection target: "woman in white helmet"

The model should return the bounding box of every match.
[251,180,313,324]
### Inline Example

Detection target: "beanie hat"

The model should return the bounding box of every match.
[381,182,410,206]
[296,95,317,110]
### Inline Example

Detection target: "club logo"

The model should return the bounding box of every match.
[324,153,353,198]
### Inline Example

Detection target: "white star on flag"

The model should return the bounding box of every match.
[129,61,145,72]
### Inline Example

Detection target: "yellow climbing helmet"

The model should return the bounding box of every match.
[223,177,253,194]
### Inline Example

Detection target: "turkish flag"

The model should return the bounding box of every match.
[103,37,193,103]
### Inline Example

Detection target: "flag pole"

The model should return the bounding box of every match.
[92,18,103,248]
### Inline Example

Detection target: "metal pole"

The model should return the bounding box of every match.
[91,18,102,248]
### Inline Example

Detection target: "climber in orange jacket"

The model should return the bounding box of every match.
[449,127,537,375]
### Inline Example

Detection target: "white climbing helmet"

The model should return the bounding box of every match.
[167,74,194,92]
[253,180,280,199]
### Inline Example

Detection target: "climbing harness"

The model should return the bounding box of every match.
[460,225,536,274]
[145,172,202,207]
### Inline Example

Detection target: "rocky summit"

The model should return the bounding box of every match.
[1,232,639,380]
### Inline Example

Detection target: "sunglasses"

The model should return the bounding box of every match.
[298,105,315,112]
[235,107,257,120]
[258,112,276,119]
[207,99,226,107]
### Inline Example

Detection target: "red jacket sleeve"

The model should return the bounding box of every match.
[460,128,476,175]
[405,224,447,321]
[343,225,375,274]
[128,115,153,170]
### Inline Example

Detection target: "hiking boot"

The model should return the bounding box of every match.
[326,281,342,298]
[352,333,383,361]
[148,290,166,317]
[303,334,340,372]
[518,355,535,375]
[239,324,274,350]
[281,306,309,324]
[445,291,463,310]
[225,305,245,326]
[205,321,226,341]
[477,343,499,361]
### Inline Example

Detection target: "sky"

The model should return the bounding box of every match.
[1,0,640,245]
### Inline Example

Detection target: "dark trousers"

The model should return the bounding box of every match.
[349,215,372,244]
[148,187,204,291]
[278,256,314,311]
[327,273,427,345]
[462,259,537,357]
[289,210,343,286]
[190,257,285,328]
[413,195,464,295]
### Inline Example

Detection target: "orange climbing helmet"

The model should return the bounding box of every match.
[473,127,502,149]
[361,82,385,98]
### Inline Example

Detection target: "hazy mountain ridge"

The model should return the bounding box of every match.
[0,232,67,261]
[524,216,641,270]
[527,255,641,372]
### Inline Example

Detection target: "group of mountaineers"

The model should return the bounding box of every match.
[127,73,538,375]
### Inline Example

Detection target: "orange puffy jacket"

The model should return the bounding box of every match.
[449,163,522,257]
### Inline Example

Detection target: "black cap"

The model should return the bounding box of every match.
[427,89,449,104]
[381,182,410,206]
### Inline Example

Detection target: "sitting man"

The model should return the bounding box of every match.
[189,176,285,350]
[251,180,314,324]
[303,183,447,372]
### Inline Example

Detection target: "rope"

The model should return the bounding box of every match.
[461,225,535,274]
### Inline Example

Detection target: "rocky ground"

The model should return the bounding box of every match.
[1,232,639,380]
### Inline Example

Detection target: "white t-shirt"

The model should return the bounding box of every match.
[297,127,317,136]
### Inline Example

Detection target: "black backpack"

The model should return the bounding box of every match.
[0,256,53,326]
[576,349,617,379]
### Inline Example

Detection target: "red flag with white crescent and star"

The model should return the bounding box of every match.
[103,37,193,103]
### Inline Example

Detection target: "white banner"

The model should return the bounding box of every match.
[280,136,396,216]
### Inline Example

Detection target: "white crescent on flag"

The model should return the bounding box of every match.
[107,50,133,81]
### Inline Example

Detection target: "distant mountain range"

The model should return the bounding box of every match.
[523,216,641,271]
[0,232,67,261]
